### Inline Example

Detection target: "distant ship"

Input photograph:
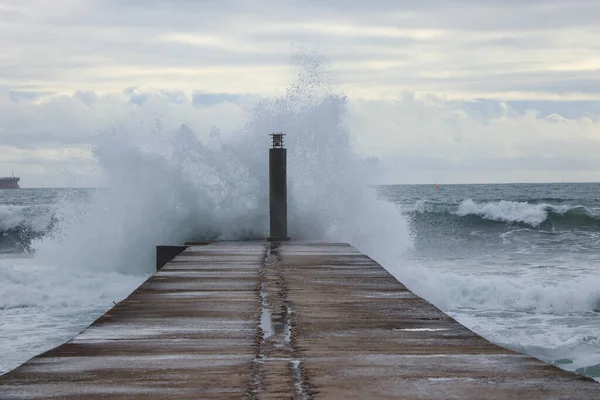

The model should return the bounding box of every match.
[0,175,20,189]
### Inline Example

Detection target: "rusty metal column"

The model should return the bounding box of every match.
[269,133,288,241]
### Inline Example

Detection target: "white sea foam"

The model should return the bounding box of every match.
[0,261,142,311]
[0,204,52,233]
[453,309,600,381]
[374,257,600,380]
[456,199,549,226]
[0,257,144,374]
[29,50,411,275]
[410,199,427,213]
[454,199,600,228]
[390,267,600,314]
[0,205,26,231]
[1,50,412,373]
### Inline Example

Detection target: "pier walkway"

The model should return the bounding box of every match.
[1,241,598,399]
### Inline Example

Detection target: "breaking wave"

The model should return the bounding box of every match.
[0,205,56,253]
[407,199,600,230]
[392,266,600,314]
[30,50,411,275]
[0,50,412,374]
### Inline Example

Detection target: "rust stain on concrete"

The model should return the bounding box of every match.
[1,241,599,399]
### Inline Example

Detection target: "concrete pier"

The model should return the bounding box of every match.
[1,241,599,399]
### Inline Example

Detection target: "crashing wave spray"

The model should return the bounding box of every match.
[34,50,412,275]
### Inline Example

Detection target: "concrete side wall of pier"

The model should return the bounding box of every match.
[1,241,598,399]
[155,245,188,271]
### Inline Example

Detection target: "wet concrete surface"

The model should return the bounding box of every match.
[1,241,599,399]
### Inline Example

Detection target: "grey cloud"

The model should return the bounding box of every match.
[192,92,241,107]
[12,0,600,34]
[378,153,600,184]
[450,99,508,122]
[444,98,600,121]
[9,90,55,103]
[0,89,251,150]
[0,33,288,86]
[74,91,99,107]
[257,0,600,30]
[129,91,150,105]
[455,71,600,95]
[519,75,600,95]
[160,90,188,104]
[385,154,600,173]
[4,0,600,186]
[506,100,600,119]
[3,0,599,99]
[337,68,600,96]
[2,86,600,186]
[474,36,555,50]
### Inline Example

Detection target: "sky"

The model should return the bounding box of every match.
[1,0,600,186]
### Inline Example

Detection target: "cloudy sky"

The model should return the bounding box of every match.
[1,0,600,186]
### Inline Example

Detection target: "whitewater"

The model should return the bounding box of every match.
[0,53,410,373]
[382,182,600,380]
[2,54,600,383]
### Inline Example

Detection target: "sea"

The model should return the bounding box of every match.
[380,182,600,381]
[1,183,600,381]
[1,56,599,381]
